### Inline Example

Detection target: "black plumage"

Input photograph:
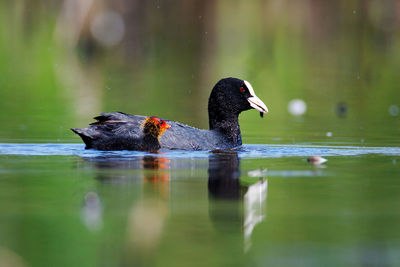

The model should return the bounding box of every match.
[72,116,169,151]
[71,77,268,151]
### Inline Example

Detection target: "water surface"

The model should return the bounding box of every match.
[1,143,400,266]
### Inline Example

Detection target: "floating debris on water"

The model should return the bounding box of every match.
[307,156,328,165]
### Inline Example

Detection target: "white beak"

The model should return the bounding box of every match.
[248,95,269,113]
[244,80,268,114]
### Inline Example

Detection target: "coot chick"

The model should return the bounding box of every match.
[72,116,170,151]
[72,77,268,150]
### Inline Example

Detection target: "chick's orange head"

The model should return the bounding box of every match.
[148,116,170,131]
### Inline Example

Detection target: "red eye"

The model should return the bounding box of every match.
[240,87,245,93]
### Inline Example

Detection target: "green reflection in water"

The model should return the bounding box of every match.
[1,154,400,266]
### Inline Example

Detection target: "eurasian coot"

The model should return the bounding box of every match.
[72,77,268,150]
[72,116,170,151]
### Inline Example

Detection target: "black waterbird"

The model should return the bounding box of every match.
[72,78,268,150]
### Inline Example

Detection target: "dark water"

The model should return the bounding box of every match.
[1,143,400,266]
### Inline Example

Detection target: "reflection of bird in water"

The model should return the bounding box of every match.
[142,156,170,199]
[126,156,170,266]
[81,153,172,202]
[207,151,244,259]
[78,155,171,266]
[208,151,241,199]
[142,156,170,170]
[243,180,267,252]
[72,116,170,151]
[208,151,268,252]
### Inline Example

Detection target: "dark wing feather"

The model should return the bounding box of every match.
[90,112,137,125]
[72,113,148,150]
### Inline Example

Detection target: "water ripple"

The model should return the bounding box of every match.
[0,143,399,159]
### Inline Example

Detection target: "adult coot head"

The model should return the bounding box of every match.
[208,78,268,131]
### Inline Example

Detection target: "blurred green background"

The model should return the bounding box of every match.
[0,0,399,145]
[1,2,400,267]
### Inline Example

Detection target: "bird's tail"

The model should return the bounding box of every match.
[71,128,93,149]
